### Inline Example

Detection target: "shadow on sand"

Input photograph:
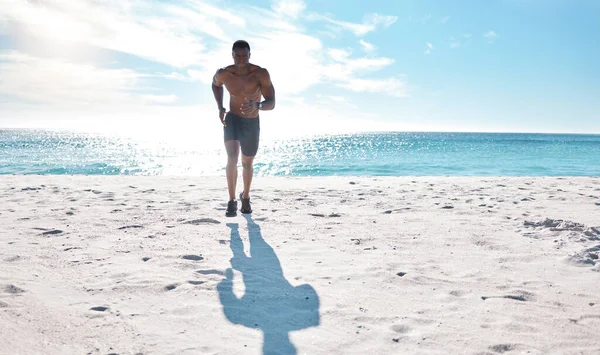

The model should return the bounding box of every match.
[217,215,320,355]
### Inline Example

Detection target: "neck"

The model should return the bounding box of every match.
[236,64,250,73]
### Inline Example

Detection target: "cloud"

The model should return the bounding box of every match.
[449,36,461,48]
[359,39,376,53]
[156,5,401,98]
[0,1,216,68]
[484,30,498,41]
[336,77,408,98]
[323,48,397,86]
[441,16,451,24]
[0,0,408,133]
[271,0,306,19]
[327,96,349,103]
[425,42,433,55]
[312,13,398,37]
[0,50,174,108]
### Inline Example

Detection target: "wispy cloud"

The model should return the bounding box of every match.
[337,77,408,98]
[0,51,174,108]
[312,13,398,37]
[441,16,451,24]
[0,0,407,131]
[449,36,461,49]
[321,48,406,96]
[359,39,376,53]
[327,96,350,103]
[425,42,433,55]
[0,0,217,68]
[271,0,306,19]
[484,30,498,42]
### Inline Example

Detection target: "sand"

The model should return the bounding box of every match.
[1,175,599,355]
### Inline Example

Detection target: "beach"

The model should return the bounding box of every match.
[1,175,599,354]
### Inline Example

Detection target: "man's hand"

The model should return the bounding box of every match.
[219,107,227,126]
[240,98,258,116]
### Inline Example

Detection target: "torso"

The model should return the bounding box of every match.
[220,64,264,118]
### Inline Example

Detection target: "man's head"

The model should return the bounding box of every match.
[232,40,250,67]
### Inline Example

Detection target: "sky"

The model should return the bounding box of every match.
[1,0,599,138]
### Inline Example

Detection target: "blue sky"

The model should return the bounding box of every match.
[0,0,599,137]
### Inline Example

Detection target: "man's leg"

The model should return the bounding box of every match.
[225,140,240,201]
[241,154,255,199]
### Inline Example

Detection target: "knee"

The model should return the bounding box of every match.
[227,154,238,165]
[242,159,254,170]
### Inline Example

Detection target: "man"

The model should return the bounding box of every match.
[212,40,276,217]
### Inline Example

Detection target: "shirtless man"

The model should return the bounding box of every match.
[212,40,276,217]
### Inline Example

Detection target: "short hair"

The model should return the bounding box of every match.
[232,40,250,52]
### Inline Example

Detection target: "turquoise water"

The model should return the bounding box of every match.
[1,129,599,176]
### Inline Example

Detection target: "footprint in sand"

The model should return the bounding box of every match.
[184,218,220,225]
[90,306,109,312]
[310,213,342,218]
[481,290,534,302]
[181,255,204,261]
[118,225,143,230]
[391,324,410,333]
[164,284,178,291]
[567,245,600,267]
[569,314,600,324]
[42,229,63,235]
[4,285,26,294]
[196,269,223,276]
[188,281,205,285]
[21,187,41,191]
[449,290,467,297]
[489,344,517,353]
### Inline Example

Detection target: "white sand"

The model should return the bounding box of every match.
[1,175,599,355]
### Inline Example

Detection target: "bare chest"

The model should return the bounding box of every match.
[224,73,261,97]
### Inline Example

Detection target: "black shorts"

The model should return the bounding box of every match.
[223,112,260,157]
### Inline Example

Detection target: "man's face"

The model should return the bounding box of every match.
[232,48,250,67]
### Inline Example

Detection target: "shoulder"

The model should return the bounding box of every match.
[215,65,234,75]
[250,65,270,78]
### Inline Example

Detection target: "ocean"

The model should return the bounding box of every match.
[1,129,599,176]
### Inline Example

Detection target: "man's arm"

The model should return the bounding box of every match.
[258,69,275,111]
[211,69,226,111]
